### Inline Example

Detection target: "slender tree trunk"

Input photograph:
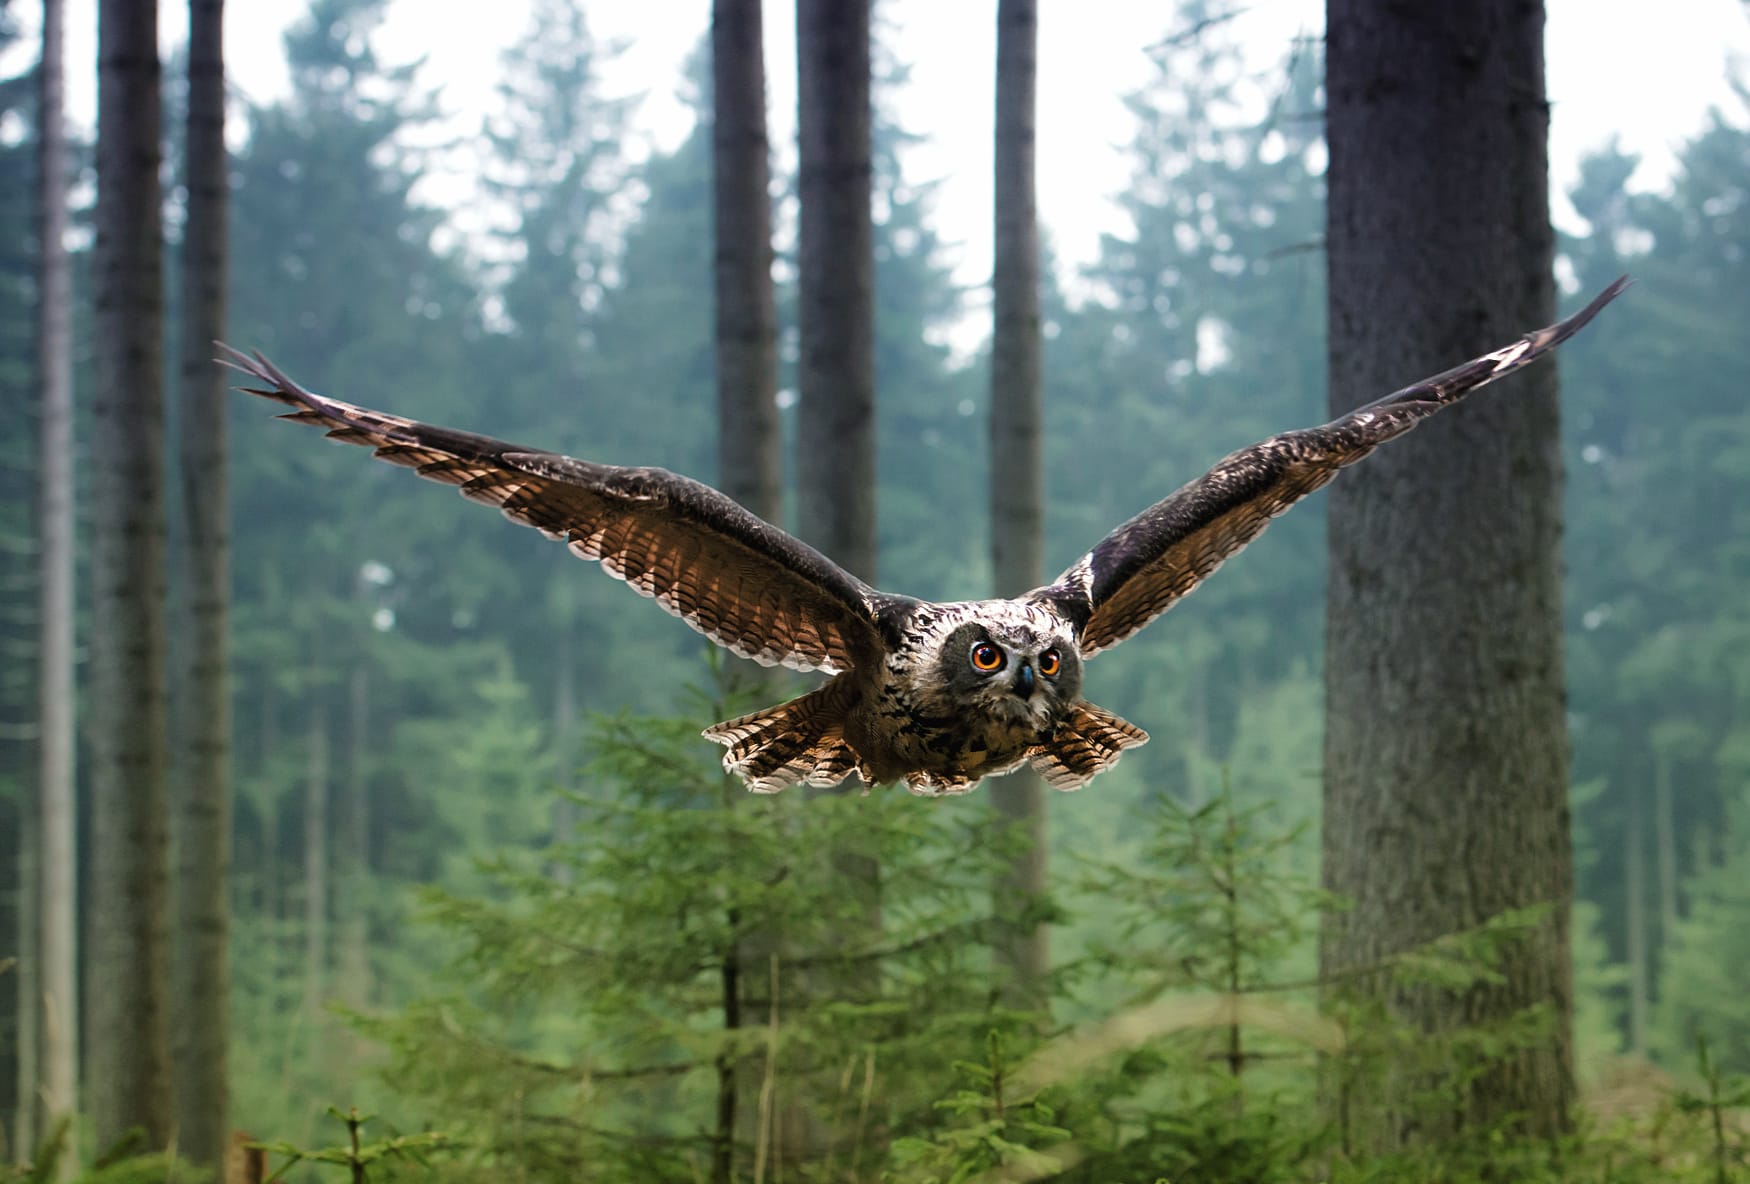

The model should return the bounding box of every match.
[1321,0,1574,1147]
[987,0,1049,1007]
[712,6,782,1174]
[549,582,577,885]
[35,0,78,1164]
[338,663,370,1010]
[795,0,876,583]
[88,0,172,1150]
[1652,747,1678,943]
[713,0,782,529]
[1624,792,1649,1058]
[303,705,329,1023]
[171,0,231,1171]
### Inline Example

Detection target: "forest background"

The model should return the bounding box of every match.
[2,0,1749,1179]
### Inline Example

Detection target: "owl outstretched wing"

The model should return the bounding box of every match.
[221,346,902,673]
[1032,276,1630,656]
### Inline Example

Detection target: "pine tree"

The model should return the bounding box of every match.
[88,0,172,1147]
[1321,0,1574,1146]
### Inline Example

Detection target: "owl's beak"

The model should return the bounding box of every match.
[1013,661,1036,699]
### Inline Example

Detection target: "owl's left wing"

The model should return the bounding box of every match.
[1033,276,1629,657]
[222,347,901,674]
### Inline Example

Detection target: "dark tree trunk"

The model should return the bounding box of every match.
[987,0,1049,1007]
[713,6,783,1176]
[88,0,172,1149]
[1321,0,1574,1147]
[795,0,875,583]
[171,0,231,1172]
[713,0,782,529]
[35,0,78,1158]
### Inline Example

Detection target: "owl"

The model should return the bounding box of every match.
[225,276,1625,797]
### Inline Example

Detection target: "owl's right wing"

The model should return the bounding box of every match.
[1032,277,1629,657]
[223,347,903,674]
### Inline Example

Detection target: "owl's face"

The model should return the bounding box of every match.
[931,618,1083,733]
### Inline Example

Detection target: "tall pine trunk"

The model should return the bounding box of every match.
[1320,0,1574,1146]
[795,0,875,583]
[171,0,231,1172]
[713,4,781,1175]
[35,0,78,1161]
[303,703,329,1024]
[794,0,877,1161]
[88,0,172,1149]
[714,0,781,530]
[987,0,1049,1007]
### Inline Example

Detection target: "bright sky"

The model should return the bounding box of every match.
[22,0,1750,300]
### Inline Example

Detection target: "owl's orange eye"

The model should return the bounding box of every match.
[969,641,1005,673]
[1038,648,1061,678]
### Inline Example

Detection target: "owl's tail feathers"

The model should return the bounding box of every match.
[1028,701,1149,791]
[703,676,867,794]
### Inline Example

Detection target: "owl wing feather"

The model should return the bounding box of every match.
[220,346,899,673]
[1033,276,1630,657]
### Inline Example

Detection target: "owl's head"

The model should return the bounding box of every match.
[933,616,1083,731]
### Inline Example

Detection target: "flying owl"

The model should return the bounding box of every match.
[225,277,1625,797]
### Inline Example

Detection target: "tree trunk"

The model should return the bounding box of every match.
[987,0,1048,1007]
[1321,0,1574,1147]
[303,704,329,1023]
[1624,792,1648,1058]
[35,0,79,1163]
[713,0,782,529]
[712,5,782,1175]
[338,663,370,1011]
[171,0,231,1172]
[795,0,876,583]
[1652,747,1678,944]
[88,0,172,1150]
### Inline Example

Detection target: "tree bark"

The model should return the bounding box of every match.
[171,0,231,1172]
[303,704,329,1024]
[712,6,782,1175]
[35,0,79,1163]
[713,0,782,529]
[795,0,876,583]
[1624,792,1648,1058]
[88,0,172,1150]
[338,663,370,1010]
[1321,0,1574,1146]
[987,0,1049,1007]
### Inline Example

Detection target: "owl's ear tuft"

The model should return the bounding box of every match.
[1027,701,1148,791]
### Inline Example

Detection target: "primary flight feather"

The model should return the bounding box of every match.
[225,275,1627,796]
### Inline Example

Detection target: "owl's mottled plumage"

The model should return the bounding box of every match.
[223,276,1625,797]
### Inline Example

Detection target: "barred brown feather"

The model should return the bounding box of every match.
[219,345,899,675]
[1032,277,1630,655]
[224,278,1623,797]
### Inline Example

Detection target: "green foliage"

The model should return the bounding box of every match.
[9,1119,201,1184]
[887,1033,1075,1183]
[357,695,1034,1180]
[251,1106,452,1182]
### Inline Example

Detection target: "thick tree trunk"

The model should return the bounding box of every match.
[1321,0,1574,1147]
[795,0,876,583]
[87,0,172,1150]
[171,0,231,1172]
[35,0,79,1163]
[987,0,1048,1006]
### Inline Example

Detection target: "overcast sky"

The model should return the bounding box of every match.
[20,0,1750,297]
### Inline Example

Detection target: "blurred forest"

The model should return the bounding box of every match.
[2,0,1749,1180]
